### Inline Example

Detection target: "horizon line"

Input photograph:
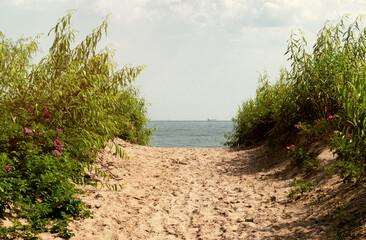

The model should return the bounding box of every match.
[149,119,232,122]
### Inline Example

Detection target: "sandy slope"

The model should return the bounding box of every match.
[39,138,363,240]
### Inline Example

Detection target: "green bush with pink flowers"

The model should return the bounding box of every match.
[226,15,366,183]
[0,11,153,239]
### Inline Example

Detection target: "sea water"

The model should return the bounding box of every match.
[146,121,233,148]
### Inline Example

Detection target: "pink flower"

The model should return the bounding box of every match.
[130,125,134,130]
[30,142,35,148]
[25,128,33,134]
[45,110,50,119]
[116,124,119,128]
[27,108,31,112]
[348,133,352,139]
[296,124,301,129]
[287,144,295,150]
[126,118,129,122]
[316,122,321,126]
[4,165,11,172]
[54,150,62,156]
[56,129,63,133]
[54,140,64,149]
[134,137,138,142]
[328,115,335,119]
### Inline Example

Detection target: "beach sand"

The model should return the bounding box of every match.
[38,138,365,239]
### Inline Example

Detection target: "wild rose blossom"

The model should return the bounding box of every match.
[4,165,11,172]
[54,140,64,149]
[287,144,295,150]
[134,137,138,142]
[30,142,35,148]
[328,115,335,119]
[316,122,321,126]
[54,150,62,156]
[296,124,301,129]
[25,128,33,134]
[130,125,134,130]
[56,129,63,133]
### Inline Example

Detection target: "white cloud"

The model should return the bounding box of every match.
[88,0,366,40]
[6,0,72,11]
[12,0,66,5]
[7,0,366,30]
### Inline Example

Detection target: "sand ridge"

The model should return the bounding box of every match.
[39,138,340,239]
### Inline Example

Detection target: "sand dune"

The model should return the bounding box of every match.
[39,138,364,239]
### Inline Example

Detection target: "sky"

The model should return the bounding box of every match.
[1,0,365,120]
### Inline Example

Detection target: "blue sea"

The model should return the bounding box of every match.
[146,121,233,148]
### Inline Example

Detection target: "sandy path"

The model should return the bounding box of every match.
[40,138,336,240]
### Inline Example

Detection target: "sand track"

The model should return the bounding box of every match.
[39,138,341,240]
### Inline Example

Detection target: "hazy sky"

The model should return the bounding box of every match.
[1,0,365,120]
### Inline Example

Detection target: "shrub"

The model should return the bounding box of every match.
[287,145,320,174]
[225,71,289,146]
[226,15,366,183]
[331,130,366,183]
[0,10,153,238]
[288,178,315,200]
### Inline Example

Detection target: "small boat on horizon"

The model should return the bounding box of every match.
[207,118,217,121]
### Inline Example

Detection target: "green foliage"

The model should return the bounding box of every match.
[331,131,366,183]
[287,146,320,174]
[0,10,153,238]
[226,15,366,183]
[288,178,315,200]
[225,72,288,146]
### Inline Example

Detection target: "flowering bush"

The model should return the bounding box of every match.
[226,15,366,183]
[0,10,153,239]
[287,144,295,150]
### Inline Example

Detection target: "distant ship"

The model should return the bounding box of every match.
[207,118,217,121]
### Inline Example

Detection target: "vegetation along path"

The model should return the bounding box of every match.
[38,138,361,240]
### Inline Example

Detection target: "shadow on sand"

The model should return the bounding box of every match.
[216,143,366,239]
